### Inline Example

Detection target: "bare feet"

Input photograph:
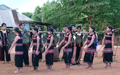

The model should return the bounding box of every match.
[107,65,111,68]
[13,70,20,74]
[32,69,38,72]
[63,67,67,70]
[45,68,52,71]
[104,65,108,68]
[88,67,93,69]
[63,67,70,70]
[85,66,90,69]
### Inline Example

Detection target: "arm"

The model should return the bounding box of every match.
[63,34,72,48]
[47,35,54,50]
[59,37,65,46]
[101,36,105,47]
[83,39,88,47]
[9,36,19,52]
[36,36,40,51]
[87,35,95,47]
[112,34,114,51]
[29,41,33,50]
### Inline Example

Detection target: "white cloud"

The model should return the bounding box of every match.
[18,0,53,13]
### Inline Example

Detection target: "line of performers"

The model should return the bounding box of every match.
[0,23,115,73]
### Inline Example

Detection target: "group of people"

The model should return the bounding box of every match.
[0,23,115,74]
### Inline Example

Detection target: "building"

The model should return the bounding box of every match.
[0,4,35,30]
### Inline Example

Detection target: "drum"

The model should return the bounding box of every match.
[53,47,59,62]
[71,37,74,43]
[7,40,11,50]
[60,36,64,42]
[75,36,83,44]
[7,32,16,44]
[54,35,59,44]
[43,35,47,43]
[22,33,30,44]
[83,35,87,41]
[98,34,104,41]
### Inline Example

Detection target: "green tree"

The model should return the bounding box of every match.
[22,12,33,18]
[41,0,120,31]
[32,6,42,22]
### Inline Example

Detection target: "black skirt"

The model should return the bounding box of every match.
[32,54,39,69]
[46,53,54,65]
[64,52,72,64]
[103,52,113,63]
[84,53,94,64]
[15,46,23,68]
[15,55,23,68]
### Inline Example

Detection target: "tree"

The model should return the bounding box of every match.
[22,12,33,18]
[41,0,120,31]
[32,6,42,22]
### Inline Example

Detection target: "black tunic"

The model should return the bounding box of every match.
[32,35,40,69]
[103,33,113,63]
[63,33,72,64]
[46,34,54,65]
[15,35,23,68]
[84,33,95,64]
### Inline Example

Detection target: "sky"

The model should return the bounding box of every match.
[0,0,53,13]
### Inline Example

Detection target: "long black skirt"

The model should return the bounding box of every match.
[46,53,54,65]
[84,53,94,64]
[103,52,113,63]
[64,52,72,65]
[32,54,39,69]
[15,55,23,68]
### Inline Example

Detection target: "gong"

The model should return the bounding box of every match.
[54,35,59,44]
[75,36,83,44]
[22,33,30,44]
[7,32,16,44]
[43,35,48,43]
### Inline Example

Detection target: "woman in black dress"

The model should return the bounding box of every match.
[29,28,40,72]
[42,28,54,71]
[59,26,72,70]
[83,26,95,69]
[71,26,83,65]
[101,26,115,68]
[8,27,23,73]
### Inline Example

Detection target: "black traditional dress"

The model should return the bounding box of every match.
[0,30,11,61]
[15,35,23,68]
[74,33,83,62]
[103,33,113,63]
[46,34,54,65]
[64,33,72,64]
[84,33,95,64]
[32,35,40,69]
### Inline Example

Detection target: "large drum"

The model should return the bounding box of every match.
[43,35,59,45]
[98,34,104,41]
[43,35,47,43]
[7,32,16,44]
[75,35,83,44]
[22,33,30,44]
[71,37,74,43]
[83,35,87,41]
[54,35,59,44]
[53,47,59,62]
[60,36,64,42]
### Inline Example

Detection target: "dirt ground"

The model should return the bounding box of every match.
[0,45,120,75]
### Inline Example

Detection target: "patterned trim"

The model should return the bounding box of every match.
[16,43,22,46]
[15,51,23,55]
[32,50,40,54]
[106,40,112,43]
[64,49,72,52]
[33,43,37,46]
